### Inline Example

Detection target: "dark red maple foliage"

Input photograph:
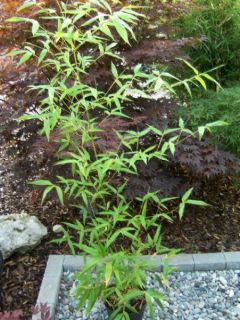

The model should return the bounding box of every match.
[172,136,240,178]
[32,303,52,320]
[0,310,23,320]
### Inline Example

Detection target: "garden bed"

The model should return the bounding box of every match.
[1,1,240,319]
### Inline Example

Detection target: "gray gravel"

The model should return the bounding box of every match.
[55,269,240,320]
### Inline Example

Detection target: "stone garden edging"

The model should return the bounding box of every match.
[32,252,240,320]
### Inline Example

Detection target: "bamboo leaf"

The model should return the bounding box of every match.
[17,1,38,12]
[18,52,33,66]
[111,63,118,78]
[30,180,53,186]
[105,262,112,286]
[182,188,193,203]
[32,20,40,35]
[56,186,64,206]
[178,203,185,220]
[186,199,209,206]
[112,18,129,44]
[41,185,54,204]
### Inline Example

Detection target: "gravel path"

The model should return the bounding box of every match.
[55,269,240,320]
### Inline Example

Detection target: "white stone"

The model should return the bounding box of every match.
[227,289,234,298]
[0,213,47,260]
[53,224,64,233]
[232,304,240,316]
[219,276,227,286]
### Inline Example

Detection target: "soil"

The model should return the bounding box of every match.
[0,1,240,319]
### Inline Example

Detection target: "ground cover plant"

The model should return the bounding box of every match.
[177,85,240,157]
[175,0,240,83]
[1,0,240,318]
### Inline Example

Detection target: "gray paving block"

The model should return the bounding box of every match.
[138,255,163,271]
[193,253,226,271]
[224,252,240,270]
[168,254,195,272]
[150,255,163,271]
[32,256,63,320]
[36,275,61,305]
[63,255,88,271]
[45,255,64,278]
[32,274,61,320]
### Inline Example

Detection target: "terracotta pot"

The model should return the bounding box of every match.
[106,305,145,320]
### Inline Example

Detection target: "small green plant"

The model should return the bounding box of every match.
[72,252,170,320]
[8,1,226,319]
[177,85,240,157]
[176,0,240,83]
[54,215,177,320]
[7,0,217,214]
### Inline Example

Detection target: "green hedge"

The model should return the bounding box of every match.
[176,0,240,83]
[178,85,240,157]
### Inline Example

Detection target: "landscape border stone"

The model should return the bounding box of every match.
[32,252,240,320]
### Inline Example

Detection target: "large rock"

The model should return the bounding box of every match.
[0,213,48,260]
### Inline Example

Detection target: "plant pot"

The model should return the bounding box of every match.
[106,305,145,320]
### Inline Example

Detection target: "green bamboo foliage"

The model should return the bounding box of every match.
[7,1,226,318]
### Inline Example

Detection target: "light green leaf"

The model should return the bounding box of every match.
[180,59,199,75]
[121,289,143,302]
[202,73,221,88]
[182,188,193,203]
[38,49,48,64]
[17,1,38,12]
[105,262,112,286]
[169,142,175,155]
[183,80,192,96]
[179,118,184,129]
[206,120,228,128]
[186,199,209,206]
[145,292,155,320]
[198,126,205,140]
[100,23,113,39]
[48,87,55,103]
[56,186,64,206]
[41,185,54,204]
[7,49,25,57]
[18,52,33,66]
[6,17,30,23]
[30,180,53,186]
[195,75,207,90]
[178,203,185,220]
[32,20,40,35]
[112,18,129,44]
[111,63,118,78]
